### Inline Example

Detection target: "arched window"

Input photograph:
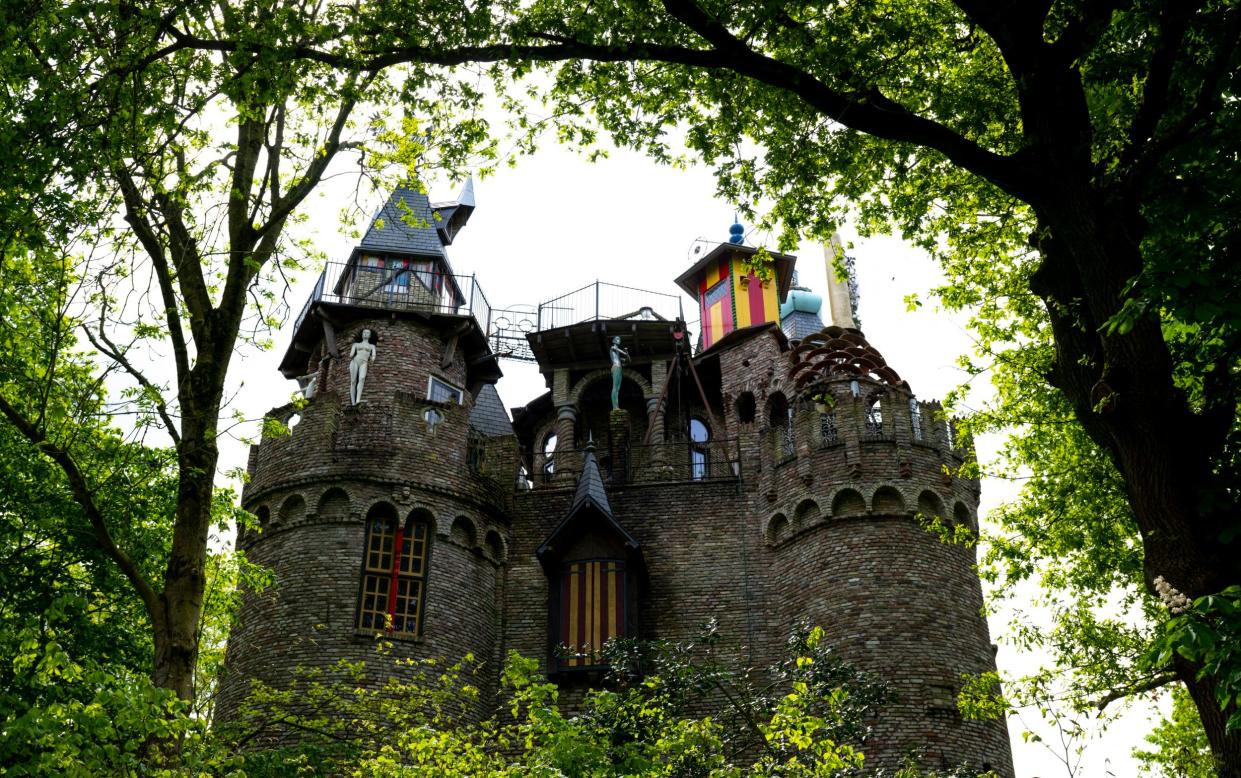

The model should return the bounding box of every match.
[689,417,711,480]
[767,393,794,459]
[735,392,756,424]
[865,396,884,439]
[542,431,558,482]
[357,505,431,636]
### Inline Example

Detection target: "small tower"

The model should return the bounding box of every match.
[674,223,796,351]
[216,185,515,729]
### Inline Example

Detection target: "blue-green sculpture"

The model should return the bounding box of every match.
[609,336,630,411]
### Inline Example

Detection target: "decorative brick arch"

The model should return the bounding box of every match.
[484,529,507,564]
[276,493,306,525]
[567,367,653,405]
[315,486,352,520]
[829,487,867,518]
[450,515,478,548]
[953,501,974,529]
[917,490,947,521]
[793,497,822,527]
[764,512,790,546]
[872,486,907,514]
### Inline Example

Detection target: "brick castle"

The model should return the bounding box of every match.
[216,185,1014,774]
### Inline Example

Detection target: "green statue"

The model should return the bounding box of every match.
[609,336,630,411]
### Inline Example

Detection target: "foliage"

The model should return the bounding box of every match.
[1134,686,1216,778]
[2,0,1239,767]
[213,626,1001,777]
[0,0,505,717]
[1149,585,1241,733]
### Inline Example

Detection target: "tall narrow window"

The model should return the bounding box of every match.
[909,398,923,441]
[558,559,627,669]
[865,397,884,439]
[689,417,711,480]
[768,393,793,460]
[542,432,558,482]
[357,506,430,636]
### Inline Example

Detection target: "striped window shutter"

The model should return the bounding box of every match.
[559,560,627,668]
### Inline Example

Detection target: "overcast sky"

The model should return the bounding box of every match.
[217,140,1155,777]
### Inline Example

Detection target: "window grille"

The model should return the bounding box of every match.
[864,399,885,440]
[910,399,923,441]
[819,412,839,446]
[779,421,796,459]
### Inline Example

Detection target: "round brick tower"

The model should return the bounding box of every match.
[215,186,517,728]
[727,239,1013,773]
[756,325,1012,773]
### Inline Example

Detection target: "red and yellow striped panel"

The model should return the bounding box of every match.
[731,258,780,329]
[699,256,734,350]
[560,560,626,668]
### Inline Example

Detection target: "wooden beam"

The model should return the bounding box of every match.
[321,319,340,359]
[441,322,472,368]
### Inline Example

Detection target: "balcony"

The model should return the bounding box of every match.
[282,261,495,379]
[292,260,492,336]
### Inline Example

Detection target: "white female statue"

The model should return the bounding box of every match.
[349,329,377,405]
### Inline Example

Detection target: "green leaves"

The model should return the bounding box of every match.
[1147,586,1241,732]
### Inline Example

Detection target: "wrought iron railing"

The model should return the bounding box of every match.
[488,304,538,361]
[293,261,493,337]
[524,438,741,489]
[537,281,684,330]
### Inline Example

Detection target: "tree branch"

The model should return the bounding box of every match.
[163,22,1032,197]
[1125,3,1241,188]
[1047,0,1134,67]
[1093,672,1177,711]
[115,168,191,384]
[151,189,213,332]
[0,393,162,623]
[657,0,1033,197]
[82,317,182,446]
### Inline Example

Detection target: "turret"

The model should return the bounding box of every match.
[216,186,515,731]
[674,223,795,351]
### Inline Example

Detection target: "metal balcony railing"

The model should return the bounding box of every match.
[293,261,492,337]
[519,438,741,490]
[537,281,684,331]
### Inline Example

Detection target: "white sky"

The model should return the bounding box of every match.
[218,142,1157,776]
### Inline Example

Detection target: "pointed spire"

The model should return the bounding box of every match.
[823,233,858,329]
[359,188,446,258]
[571,444,613,519]
[456,177,476,208]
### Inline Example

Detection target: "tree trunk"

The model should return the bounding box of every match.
[1031,189,1241,770]
[150,366,226,704]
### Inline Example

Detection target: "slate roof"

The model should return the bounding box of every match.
[570,444,613,519]
[468,384,514,437]
[781,310,825,342]
[430,179,476,247]
[357,187,446,259]
[535,442,646,567]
